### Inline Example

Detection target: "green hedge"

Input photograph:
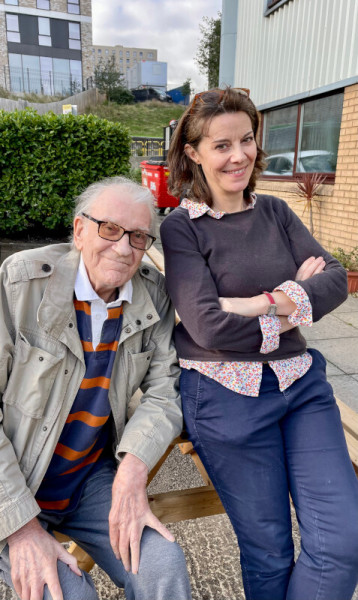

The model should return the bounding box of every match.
[0,110,131,235]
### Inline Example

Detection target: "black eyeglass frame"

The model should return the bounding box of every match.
[81,212,156,250]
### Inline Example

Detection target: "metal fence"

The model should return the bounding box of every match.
[131,136,165,157]
[1,65,93,96]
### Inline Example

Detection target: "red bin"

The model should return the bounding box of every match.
[141,161,179,211]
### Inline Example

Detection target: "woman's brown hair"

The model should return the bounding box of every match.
[167,87,266,206]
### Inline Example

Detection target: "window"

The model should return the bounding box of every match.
[38,17,51,46]
[126,51,130,57]
[147,52,153,59]
[37,0,50,8]
[98,49,101,54]
[68,0,80,14]
[8,53,81,95]
[133,51,137,58]
[69,22,81,50]
[105,49,109,55]
[265,0,294,16]
[126,59,130,64]
[4,0,18,5]
[6,14,20,43]
[262,92,344,179]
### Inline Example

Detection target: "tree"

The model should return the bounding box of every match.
[181,78,192,98]
[94,56,127,100]
[195,13,221,89]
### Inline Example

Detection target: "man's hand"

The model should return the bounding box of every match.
[296,256,326,281]
[7,517,81,600]
[109,453,175,574]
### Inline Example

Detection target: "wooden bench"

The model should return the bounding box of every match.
[55,436,224,571]
[336,398,358,475]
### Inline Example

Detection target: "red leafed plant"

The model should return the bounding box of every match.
[294,172,326,236]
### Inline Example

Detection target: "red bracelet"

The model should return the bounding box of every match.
[263,291,277,316]
[263,291,275,305]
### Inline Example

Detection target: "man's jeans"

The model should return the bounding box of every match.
[0,459,192,600]
[181,348,358,600]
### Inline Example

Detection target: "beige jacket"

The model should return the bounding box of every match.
[0,243,182,548]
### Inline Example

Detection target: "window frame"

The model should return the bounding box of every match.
[6,13,20,43]
[38,16,51,47]
[68,21,81,50]
[37,0,50,9]
[260,90,344,184]
[67,0,80,15]
[264,0,293,17]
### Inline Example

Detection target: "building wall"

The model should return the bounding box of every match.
[233,0,358,107]
[92,44,157,76]
[0,0,92,90]
[255,84,358,252]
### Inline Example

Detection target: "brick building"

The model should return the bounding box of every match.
[0,0,92,95]
[92,44,157,77]
[220,0,358,252]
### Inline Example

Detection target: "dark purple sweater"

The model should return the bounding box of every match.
[160,195,348,362]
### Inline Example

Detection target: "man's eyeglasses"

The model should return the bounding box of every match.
[81,213,156,251]
[190,87,250,114]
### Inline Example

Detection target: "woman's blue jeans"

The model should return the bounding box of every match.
[180,349,358,600]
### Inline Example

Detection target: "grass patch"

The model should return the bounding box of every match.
[85,100,186,137]
[0,87,66,103]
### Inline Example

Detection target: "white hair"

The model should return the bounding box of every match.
[73,176,157,235]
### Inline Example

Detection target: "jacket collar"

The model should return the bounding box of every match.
[37,247,160,344]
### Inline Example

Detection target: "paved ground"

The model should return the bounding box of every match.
[1,223,357,599]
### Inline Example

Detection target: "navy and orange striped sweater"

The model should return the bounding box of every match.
[36,299,123,513]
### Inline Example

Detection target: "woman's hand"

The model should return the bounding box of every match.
[296,256,325,281]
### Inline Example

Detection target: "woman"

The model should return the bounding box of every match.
[160,88,358,600]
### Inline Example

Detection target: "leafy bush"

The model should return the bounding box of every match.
[127,168,142,184]
[0,110,131,235]
[331,247,358,271]
[108,86,135,105]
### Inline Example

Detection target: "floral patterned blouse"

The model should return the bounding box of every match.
[179,197,313,397]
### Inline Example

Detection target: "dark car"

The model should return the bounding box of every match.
[131,87,173,103]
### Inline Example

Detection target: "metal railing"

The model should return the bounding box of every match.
[1,65,88,96]
[131,136,165,157]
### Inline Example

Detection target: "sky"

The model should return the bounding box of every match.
[91,0,222,94]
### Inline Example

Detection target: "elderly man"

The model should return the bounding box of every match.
[0,177,191,600]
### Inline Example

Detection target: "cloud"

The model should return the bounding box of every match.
[92,0,222,92]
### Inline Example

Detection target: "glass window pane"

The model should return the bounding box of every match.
[68,3,80,14]
[9,52,22,91]
[297,93,344,173]
[69,39,81,50]
[5,0,19,5]
[53,58,70,94]
[262,105,298,175]
[37,0,50,8]
[69,22,80,39]
[6,14,19,31]
[7,31,20,42]
[40,55,53,95]
[22,55,41,93]
[38,17,50,35]
[9,53,22,68]
[39,35,51,46]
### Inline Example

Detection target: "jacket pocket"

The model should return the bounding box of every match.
[127,343,155,388]
[2,332,62,418]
